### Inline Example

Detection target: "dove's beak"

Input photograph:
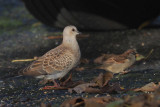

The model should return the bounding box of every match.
[76,31,81,35]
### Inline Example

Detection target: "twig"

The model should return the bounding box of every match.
[11,57,38,62]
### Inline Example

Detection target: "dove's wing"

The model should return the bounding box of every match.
[21,45,74,76]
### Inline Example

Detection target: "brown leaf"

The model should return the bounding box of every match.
[84,97,118,107]
[68,83,98,93]
[80,58,90,64]
[61,96,118,107]
[122,93,159,107]
[93,72,113,87]
[130,102,144,107]
[61,88,160,107]
[133,82,160,92]
[60,97,84,107]
[68,73,122,94]
[41,72,122,94]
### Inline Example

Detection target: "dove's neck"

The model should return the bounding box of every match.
[62,35,79,50]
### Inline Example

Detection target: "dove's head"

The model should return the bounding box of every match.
[63,25,80,38]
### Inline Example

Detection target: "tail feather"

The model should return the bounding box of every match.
[19,62,47,77]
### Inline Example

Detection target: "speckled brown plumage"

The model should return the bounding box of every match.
[98,49,137,74]
[20,25,81,82]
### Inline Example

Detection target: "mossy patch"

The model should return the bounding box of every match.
[0,17,22,29]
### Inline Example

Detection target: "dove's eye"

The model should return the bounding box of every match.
[72,29,75,32]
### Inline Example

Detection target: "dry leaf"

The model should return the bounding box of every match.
[136,54,145,61]
[61,96,118,107]
[80,58,90,64]
[133,82,160,92]
[68,83,98,93]
[84,97,118,107]
[41,72,122,94]
[68,73,122,94]
[136,49,154,61]
[61,88,160,107]
[93,72,113,87]
[60,97,84,107]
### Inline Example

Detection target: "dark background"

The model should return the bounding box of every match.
[23,0,160,30]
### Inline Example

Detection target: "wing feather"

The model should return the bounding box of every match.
[22,45,74,76]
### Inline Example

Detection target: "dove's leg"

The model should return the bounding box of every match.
[60,73,72,86]
[37,74,60,86]
[43,80,60,88]
[41,80,61,90]
[40,74,64,89]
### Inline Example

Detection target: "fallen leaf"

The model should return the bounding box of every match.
[60,97,84,107]
[122,93,159,107]
[80,58,90,64]
[93,72,113,87]
[136,49,154,61]
[61,88,160,107]
[133,82,160,92]
[68,83,98,93]
[136,54,145,61]
[106,100,124,107]
[68,73,122,94]
[84,97,118,107]
[130,102,144,107]
[61,96,118,107]
[41,72,122,94]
